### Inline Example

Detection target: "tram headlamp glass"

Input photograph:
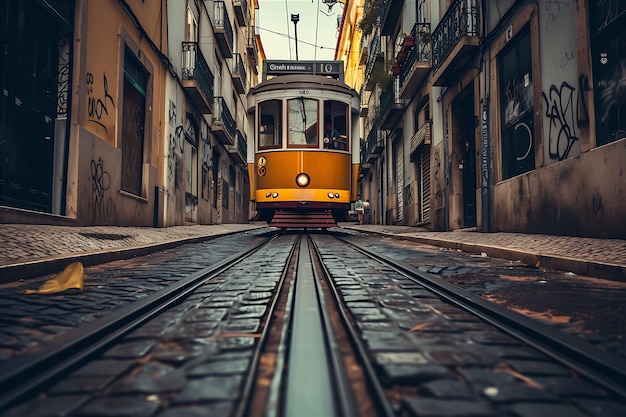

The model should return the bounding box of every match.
[272,192,279,198]
[296,173,310,187]
[266,192,271,198]
[335,193,340,198]
[327,192,334,198]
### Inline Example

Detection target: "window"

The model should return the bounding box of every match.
[589,1,626,145]
[323,100,348,150]
[288,97,318,147]
[258,100,282,149]
[498,26,534,180]
[186,0,199,42]
[121,48,148,195]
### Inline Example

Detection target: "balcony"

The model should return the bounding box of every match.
[213,1,234,58]
[359,86,370,117]
[228,129,247,165]
[361,115,385,164]
[232,53,247,94]
[431,0,479,86]
[246,25,259,70]
[409,120,431,160]
[181,42,214,114]
[396,23,431,99]
[363,29,384,91]
[233,0,250,27]
[380,0,405,36]
[379,79,403,130]
[212,97,236,145]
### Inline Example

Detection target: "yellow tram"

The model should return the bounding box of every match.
[246,61,361,228]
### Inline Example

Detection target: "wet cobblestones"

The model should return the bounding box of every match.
[311,234,625,416]
[0,231,268,361]
[3,234,297,417]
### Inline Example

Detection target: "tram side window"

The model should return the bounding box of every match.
[287,97,319,147]
[323,101,348,151]
[259,100,282,149]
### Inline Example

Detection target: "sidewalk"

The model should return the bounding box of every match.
[1,223,624,282]
[341,224,626,281]
[0,223,266,283]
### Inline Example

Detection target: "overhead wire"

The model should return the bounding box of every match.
[284,0,292,59]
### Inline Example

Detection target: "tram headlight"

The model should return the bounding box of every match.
[335,193,340,198]
[327,192,335,198]
[266,192,271,198]
[272,192,279,198]
[296,173,310,187]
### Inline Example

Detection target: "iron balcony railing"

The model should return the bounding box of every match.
[214,97,236,139]
[214,1,234,53]
[181,42,215,103]
[246,25,258,64]
[236,129,247,158]
[363,27,382,88]
[361,111,384,163]
[380,79,400,112]
[398,22,431,84]
[431,0,479,72]
[233,0,250,26]
[233,53,247,90]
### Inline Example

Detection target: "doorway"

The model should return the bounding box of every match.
[456,89,477,228]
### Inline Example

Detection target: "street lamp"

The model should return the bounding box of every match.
[291,14,299,60]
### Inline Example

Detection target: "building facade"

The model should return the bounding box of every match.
[355,0,626,238]
[0,0,259,227]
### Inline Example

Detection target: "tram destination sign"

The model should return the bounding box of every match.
[263,60,344,81]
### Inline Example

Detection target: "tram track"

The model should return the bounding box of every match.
[2,231,624,416]
[0,234,276,413]
[330,233,626,402]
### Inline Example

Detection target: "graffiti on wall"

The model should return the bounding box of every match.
[90,157,115,222]
[86,72,116,133]
[544,1,570,31]
[542,82,579,160]
[168,125,184,190]
[57,37,70,117]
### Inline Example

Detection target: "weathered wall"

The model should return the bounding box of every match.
[493,138,626,238]
[77,129,157,226]
[75,0,166,226]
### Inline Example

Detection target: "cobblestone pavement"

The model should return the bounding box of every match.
[339,225,626,281]
[0,222,624,281]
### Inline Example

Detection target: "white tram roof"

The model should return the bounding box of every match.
[247,74,359,98]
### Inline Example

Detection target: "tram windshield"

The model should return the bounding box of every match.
[323,101,348,151]
[287,97,319,147]
[258,100,282,149]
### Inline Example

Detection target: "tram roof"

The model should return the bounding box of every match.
[248,74,359,98]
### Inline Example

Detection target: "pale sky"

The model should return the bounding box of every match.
[256,0,343,61]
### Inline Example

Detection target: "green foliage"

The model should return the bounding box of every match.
[357,0,381,37]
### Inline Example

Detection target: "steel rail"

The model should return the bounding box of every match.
[235,234,300,417]
[0,235,278,413]
[311,234,397,417]
[264,234,359,417]
[307,234,359,417]
[340,236,626,400]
